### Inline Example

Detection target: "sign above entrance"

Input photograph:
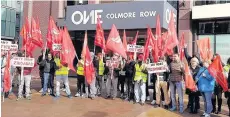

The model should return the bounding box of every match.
[63,1,177,30]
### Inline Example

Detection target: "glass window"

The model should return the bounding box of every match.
[67,0,75,5]
[6,9,11,21]
[1,20,6,36]
[216,34,230,64]
[216,20,230,34]
[5,21,11,36]
[199,22,214,34]
[10,22,15,37]
[6,0,11,7]
[1,0,7,6]
[10,10,16,22]
[1,7,6,21]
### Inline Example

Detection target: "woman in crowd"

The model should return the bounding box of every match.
[196,61,215,117]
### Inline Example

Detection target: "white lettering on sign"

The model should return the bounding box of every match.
[127,44,144,53]
[165,9,176,24]
[140,11,156,17]
[1,40,12,45]
[147,62,167,73]
[106,12,136,19]
[12,57,35,67]
[52,44,62,51]
[71,10,103,25]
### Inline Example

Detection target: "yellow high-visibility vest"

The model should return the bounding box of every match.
[54,58,69,75]
[134,64,147,82]
[99,59,105,75]
[77,60,84,75]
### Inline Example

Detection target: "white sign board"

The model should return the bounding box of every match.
[127,44,144,53]
[147,62,167,73]
[52,44,62,51]
[12,57,35,67]
[1,40,12,45]
[1,44,18,53]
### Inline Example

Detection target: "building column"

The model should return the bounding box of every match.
[28,1,33,23]
[58,0,64,18]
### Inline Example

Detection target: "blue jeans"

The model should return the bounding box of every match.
[56,75,71,96]
[201,92,213,114]
[43,73,53,94]
[169,81,184,110]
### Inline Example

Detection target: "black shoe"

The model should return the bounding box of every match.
[105,96,110,99]
[154,104,159,108]
[41,94,46,96]
[49,94,55,97]
[164,105,169,109]
[215,111,220,114]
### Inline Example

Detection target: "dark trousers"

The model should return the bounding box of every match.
[120,75,126,94]
[227,93,230,115]
[212,86,223,112]
[125,77,134,101]
[152,80,156,100]
[188,92,200,113]
[48,74,54,94]
[96,75,103,95]
[146,80,149,97]
[77,75,85,95]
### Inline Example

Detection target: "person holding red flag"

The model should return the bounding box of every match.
[195,61,215,117]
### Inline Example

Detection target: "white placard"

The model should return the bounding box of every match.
[1,44,18,53]
[52,44,62,51]
[12,57,35,67]
[127,44,144,53]
[147,62,167,73]
[1,40,12,45]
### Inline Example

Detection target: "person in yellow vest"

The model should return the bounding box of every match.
[134,54,148,106]
[54,53,72,99]
[94,53,105,96]
[75,57,85,97]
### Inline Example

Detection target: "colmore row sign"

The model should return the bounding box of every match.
[64,1,177,30]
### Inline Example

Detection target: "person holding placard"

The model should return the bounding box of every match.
[105,53,121,100]
[40,53,58,97]
[17,52,33,101]
[75,58,86,97]
[134,54,148,106]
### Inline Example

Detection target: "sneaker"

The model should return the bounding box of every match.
[179,108,184,113]
[146,96,150,101]
[62,89,66,92]
[39,88,43,93]
[75,93,80,97]
[169,107,176,111]
[67,95,73,99]
[26,96,31,100]
[49,93,55,97]
[41,93,46,97]
[204,114,210,117]
[16,97,23,101]
[202,113,207,116]
[140,102,145,106]
[151,100,156,105]
[48,89,51,93]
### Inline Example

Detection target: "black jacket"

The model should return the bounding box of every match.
[37,55,44,71]
[40,59,58,74]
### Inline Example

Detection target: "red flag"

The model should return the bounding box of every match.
[20,24,27,46]
[84,44,95,84]
[60,27,76,72]
[167,11,178,50]
[47,16,60,51]
[156,14,162,50]
[184,59,197,91]
[131,31,139,45]
[123,30,127,51]
[3,52,11,92]
[208,55,228,91]
[179,32,185,60]
[106,24,127,59]
[143,26,154,62]
[95,16,106,50]
[81,31,88,57]
[146,26,158,62]
[31,17,43,48]
[196,37,213,61]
